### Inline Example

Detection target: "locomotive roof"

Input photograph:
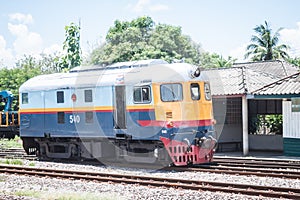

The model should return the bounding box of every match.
[20,62,209,92]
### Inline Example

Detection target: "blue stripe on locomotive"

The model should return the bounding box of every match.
[20,109,162,140]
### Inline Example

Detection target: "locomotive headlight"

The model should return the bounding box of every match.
[154,148,158,158]
[189,66,201,78]
[212,119,217,125]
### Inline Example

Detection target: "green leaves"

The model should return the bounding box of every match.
[199,52,236,68]
[90,16,202,65]
[245,21,290,61]
[60,22,82,70]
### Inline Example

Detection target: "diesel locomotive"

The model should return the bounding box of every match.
[19,59,217,166]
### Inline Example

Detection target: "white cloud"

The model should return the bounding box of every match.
[1,13,65,67]
[133,0,151,12]
[43,44,63,55]
[130,0,169,12]
[0,35,14,67]
[8,23,43,56]
[149,4,169,12]
[229,43,249,62]
[280,22,300,57]
[9,13,33,24]
[8,23,28,37]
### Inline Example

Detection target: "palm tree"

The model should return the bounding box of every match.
[245,21,290,61]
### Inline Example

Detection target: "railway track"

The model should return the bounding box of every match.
[174,165,300,179]
[0,148,36,160]
[1,164,300,199]
[2,148,300,178]
[214,156,300,170]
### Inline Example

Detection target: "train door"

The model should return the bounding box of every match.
[43,90,57,136]
[113,85,127,130]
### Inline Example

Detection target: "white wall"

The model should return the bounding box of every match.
[283,100,300,139]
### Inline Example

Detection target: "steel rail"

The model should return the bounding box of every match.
[173,165,300,179]
[1,164,300,199]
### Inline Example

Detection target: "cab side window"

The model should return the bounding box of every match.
[133,86,151,103]
[190,83,200,100]
[204,83,212,100]
[22,93,29,104]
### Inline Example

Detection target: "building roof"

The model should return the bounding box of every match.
[233,60,298,77]
[203,60,300,96]
[252,72,300,95]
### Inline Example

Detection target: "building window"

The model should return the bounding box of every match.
[57,91,64,103]
[160,83,183,102]
[57,112,65,124]
[84,90,93,103]
[85,111,93,123]
[190,83,200,100]
[226,98,242,124]
[292,98,300,112]
[22,93,28,104]
[133,86,151,103]
[204,83,211,100]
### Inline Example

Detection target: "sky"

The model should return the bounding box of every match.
[1,0,300,67]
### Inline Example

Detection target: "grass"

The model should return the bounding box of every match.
[0,175,5,182]
[0,159,24,165]
[14,190,41,199]
[0,136,23,149]
[12,190,120,200]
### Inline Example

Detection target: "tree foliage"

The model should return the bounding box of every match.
[0,55,42,103]
[90,16,202,65]
[287,57,300,67]
[200,52,236,68]
[60,22,82,70]
[245,21,290,61]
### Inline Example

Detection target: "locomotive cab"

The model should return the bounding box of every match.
[153,81,217,166]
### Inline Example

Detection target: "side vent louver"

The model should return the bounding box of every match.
[166,112,173,118]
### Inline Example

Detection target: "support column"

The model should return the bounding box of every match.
[242,95,249,156]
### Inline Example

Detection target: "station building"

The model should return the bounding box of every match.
[203,60,300,156]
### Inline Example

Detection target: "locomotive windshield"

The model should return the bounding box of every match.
[160,83,183,102]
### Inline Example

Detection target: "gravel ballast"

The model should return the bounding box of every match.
[0,159,296,200]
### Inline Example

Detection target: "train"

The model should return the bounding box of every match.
[0,90,19,139]
[19,59,217,166]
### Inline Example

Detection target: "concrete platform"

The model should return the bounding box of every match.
[214,151,300,161]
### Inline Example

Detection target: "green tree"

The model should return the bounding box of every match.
[0,55,43,103]
[39,53,63,73]
[245,21,290,61]
[200,52,236,68]
[287,57,300,67]
[60,22,82,70]
[90,16,202,65]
